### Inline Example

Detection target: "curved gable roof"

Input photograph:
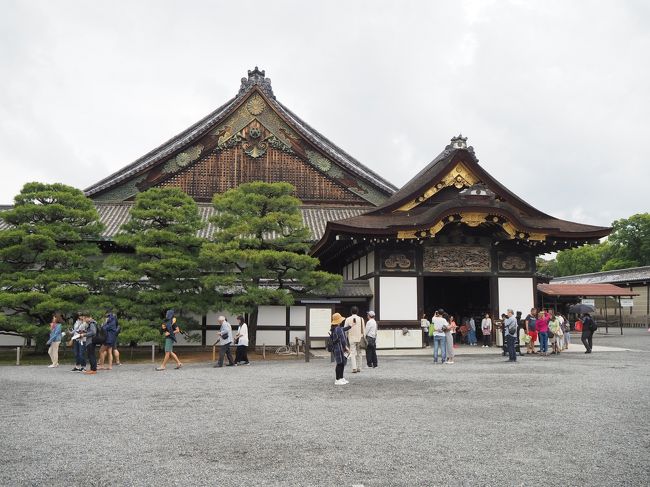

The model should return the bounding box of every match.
[85,67,397,201]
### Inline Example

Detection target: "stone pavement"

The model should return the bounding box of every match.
[1,330,648,486]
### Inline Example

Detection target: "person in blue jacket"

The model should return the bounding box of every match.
[330,313,351,385]
[99,312,118,370]
[46,313,64,368]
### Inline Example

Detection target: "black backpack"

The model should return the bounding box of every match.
[325,333,333,352]
[92,324,106,345]
[587,317,598,332]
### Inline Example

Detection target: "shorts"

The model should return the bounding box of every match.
[104,341,115,348]
[164,338,174,353]
[528,331,538,342]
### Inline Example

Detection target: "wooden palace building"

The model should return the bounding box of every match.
[83,67,611,347]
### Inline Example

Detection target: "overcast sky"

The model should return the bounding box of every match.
[1,0,648,227]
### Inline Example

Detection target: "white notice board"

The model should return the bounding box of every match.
[581,299,595,306]
[620,298,634,307]
[309,308,332,338]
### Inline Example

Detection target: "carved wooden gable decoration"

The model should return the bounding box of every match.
[88,68,396,205]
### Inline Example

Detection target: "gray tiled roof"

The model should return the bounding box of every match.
[0,203,371,242]
[552,266,650,285]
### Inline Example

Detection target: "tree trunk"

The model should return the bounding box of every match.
[248,308,259,349]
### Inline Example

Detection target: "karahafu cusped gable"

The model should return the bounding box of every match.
[312,135,611,342]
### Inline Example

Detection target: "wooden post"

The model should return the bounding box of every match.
[212,345,216,362]
[16,347,20,366]
[618,296,623,335]
[604,297,609,334]
[305,317,310,363]
[262,343,266,360]
[151,344,155,365]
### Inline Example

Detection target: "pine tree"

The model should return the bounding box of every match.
[97,187,212,344]
[199,182,342,346]
[0,183,103,348]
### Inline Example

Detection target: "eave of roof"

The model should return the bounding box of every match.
[551,266,650,285]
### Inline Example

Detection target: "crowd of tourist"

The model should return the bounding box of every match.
[327,305,599,383]
[44,311,122,374]
[44,303,599,380]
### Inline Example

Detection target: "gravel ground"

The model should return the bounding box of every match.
[1,332,649,487]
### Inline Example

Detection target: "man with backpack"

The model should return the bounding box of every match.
[581,312,597,354]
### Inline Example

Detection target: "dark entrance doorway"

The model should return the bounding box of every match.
[423,277,491,340]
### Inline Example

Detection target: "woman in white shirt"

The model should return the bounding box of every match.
[234,315,250,365]
[481,313,492,347]
[420,313,430,348]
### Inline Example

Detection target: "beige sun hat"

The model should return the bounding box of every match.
[331,313,345,325]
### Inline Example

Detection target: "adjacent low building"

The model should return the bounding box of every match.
[552,267,650,326]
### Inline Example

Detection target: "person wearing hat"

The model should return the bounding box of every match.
[365,311,378,368]
[330,312,350,385]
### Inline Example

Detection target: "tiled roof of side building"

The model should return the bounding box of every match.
[1,202,371,242]
[92,202,372,242]
[552,266,650,285]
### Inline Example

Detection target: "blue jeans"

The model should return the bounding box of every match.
[468,329,477,345]
[539,332,549,353]
[73,340,86,367]
[433,336,446,363]
[506,335,517,361]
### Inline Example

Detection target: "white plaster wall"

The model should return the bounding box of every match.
[394,329,422,348]
[379,276,418,321]
[377,329,395,349]
[258,306,287,326]
[256,330,286,346]
[498,277,535,317]
[289,306,306,326]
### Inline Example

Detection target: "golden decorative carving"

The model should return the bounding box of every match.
[246,94,266,115]
[397,229,418,239]
[423,246,491,272]
[460,212,487,227]
[241,120,268,158]
[397,162,480,211]
[501,222,518,238]
[501,255,528,271]
[383,254,413,269]
[528,232,547,241]
[429,221,445,237]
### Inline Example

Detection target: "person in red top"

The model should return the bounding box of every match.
[536,310,550,356]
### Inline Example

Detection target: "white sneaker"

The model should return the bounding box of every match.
[47,364,57,368]
[341,378,349,384]
[335,379,346,385]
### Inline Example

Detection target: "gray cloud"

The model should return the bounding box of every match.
[1,0,648,227]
